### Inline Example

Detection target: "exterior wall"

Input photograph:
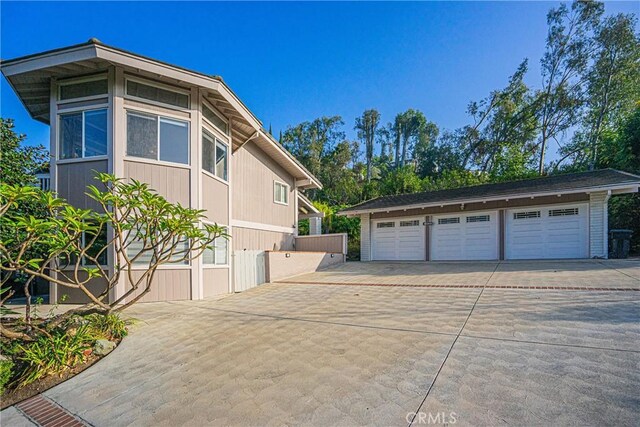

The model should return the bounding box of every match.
[369,193,590,219]
[57,159,108,210]
[203,268,229,298]
[202,174,229,224]
[56,273,108,304]
[589,191,610,258]
[360,213,371,261]
[295,233,347,254]
[231,142,296,228]
[232,227,294,251]
[124,269,191,303]
[309,217,322,235]
[123,160,190,206]
[265,251,344,282]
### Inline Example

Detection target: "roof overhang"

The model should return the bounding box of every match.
[339,183,640,216]
[1,39,321,188]
[298,192,324,218]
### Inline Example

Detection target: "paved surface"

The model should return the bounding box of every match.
[2,260,639,426]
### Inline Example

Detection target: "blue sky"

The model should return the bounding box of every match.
[2,1,638,159]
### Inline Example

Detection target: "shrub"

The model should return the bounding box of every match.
[84,313,129,340]
[0,357,13,394]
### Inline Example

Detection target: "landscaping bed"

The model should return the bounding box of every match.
[0,311,129,409]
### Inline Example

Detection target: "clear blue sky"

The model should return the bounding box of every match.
[2,1,638,160]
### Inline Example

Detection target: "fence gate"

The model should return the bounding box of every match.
[233,250,266,292]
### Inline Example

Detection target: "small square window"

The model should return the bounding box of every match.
[274,181,289,205]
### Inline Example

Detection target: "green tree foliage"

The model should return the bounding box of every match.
[0,118,48,187]
[355,109,380,182]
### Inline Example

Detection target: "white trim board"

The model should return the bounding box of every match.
[231,220,295,234]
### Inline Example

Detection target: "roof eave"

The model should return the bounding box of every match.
[338,183,640,216]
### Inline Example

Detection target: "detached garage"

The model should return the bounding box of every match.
[341,169,640,261]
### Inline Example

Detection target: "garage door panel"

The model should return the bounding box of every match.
[431,212,498,261]
[372,218,425,261]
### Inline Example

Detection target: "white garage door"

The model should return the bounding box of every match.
[506,204,588,259]
[372,217,425,261]
[431,212,499,261]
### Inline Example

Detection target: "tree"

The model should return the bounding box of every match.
[354,109,380,182]
[413,121,439,178]
[536,0,604,174]
[379,165,423,195]
[0,173,227,330]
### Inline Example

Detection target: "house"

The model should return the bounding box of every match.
[340,169,640,261]
[1,39,342,303]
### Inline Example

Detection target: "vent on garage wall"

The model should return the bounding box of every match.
[376,222,395,228]
[400,220,420,227]
[549,208,579,217]
[466,215,490,223]
[513,211,541,220]
[438,217,460,225]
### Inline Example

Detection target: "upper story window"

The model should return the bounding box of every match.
[202,130,228,180]
[274,181,289,205]
[58,76,107,101]
[202,104,229,135]
[59,109,107,160]
[126,111,189,165]
[126,78,189,109]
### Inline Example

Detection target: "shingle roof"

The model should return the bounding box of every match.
[340,169,640,214]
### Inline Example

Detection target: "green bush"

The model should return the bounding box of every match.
[16,326,93,387]
[0,357,13,394]
[84,313,129,340]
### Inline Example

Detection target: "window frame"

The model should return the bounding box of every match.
[58,107,109,161]
[273,180,290,205]
[202,223,229,267]
[125,110,190,166]
[57,74,108,104]
[201,128,229,183]
[124,76,191,111]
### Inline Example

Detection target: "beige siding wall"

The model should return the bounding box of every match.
[265,251,344,282]
[369,193,590,219]
[589,191,609,258]
[57,160,108,210]
[360,213,371,261]
[202,174,229,224]
[232,142,296,228]
[232,227,294,252]
[124,269,191,303]
[295,234,347,254]
[123,160,190,206]
[203,268,229,298]
[56,272,108,304]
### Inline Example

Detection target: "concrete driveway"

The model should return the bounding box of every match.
[3,260,639,426]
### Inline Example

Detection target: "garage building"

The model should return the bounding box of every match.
[340,169,640,261]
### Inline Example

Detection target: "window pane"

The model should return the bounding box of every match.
[127,113,157,160]
[215,236,227,265]
[203,105,228,134]
[126,80,189,108]
[202,132,215,174]
[159,118,189,164]
[84,110,108,157]
[60,79,107,100]
[168,238,190,264]
[283,185,288,204]
[215,141,227,180]
[203,246,215,265]
[59,113,83,159]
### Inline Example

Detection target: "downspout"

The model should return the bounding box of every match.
[603,190,611,259]
[233,130,260,154]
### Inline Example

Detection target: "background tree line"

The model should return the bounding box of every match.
[283,1,640,256]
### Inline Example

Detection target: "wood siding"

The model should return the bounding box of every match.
[232,227,294,251]
[57,159,108,210]
[232,142,296,228]
[202,174,229,224]
[123,160,190,206]
[370,193,590,219]
[124,269,191,303]
[203,268,229,298]
[295,234,347,254]
[56,272,108,304]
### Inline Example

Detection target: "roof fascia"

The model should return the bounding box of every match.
[339,183,640,216]
[1,44,98,76]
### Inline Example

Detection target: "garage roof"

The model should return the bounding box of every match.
[340,169,640,215]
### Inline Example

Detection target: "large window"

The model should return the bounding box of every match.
[274,181,289,205]
[126,112,189,165]
[126,79,189,109]
[203,227,228,266]
[202,130,228,180]
[59,109,107,160]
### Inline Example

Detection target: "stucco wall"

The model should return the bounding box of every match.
[265,251,344,282]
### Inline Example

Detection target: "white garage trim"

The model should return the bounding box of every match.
[371,217,425,261]
[430,211,499,261]
[506,203,588,260]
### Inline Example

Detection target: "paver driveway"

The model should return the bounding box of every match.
[4,260,640,426]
